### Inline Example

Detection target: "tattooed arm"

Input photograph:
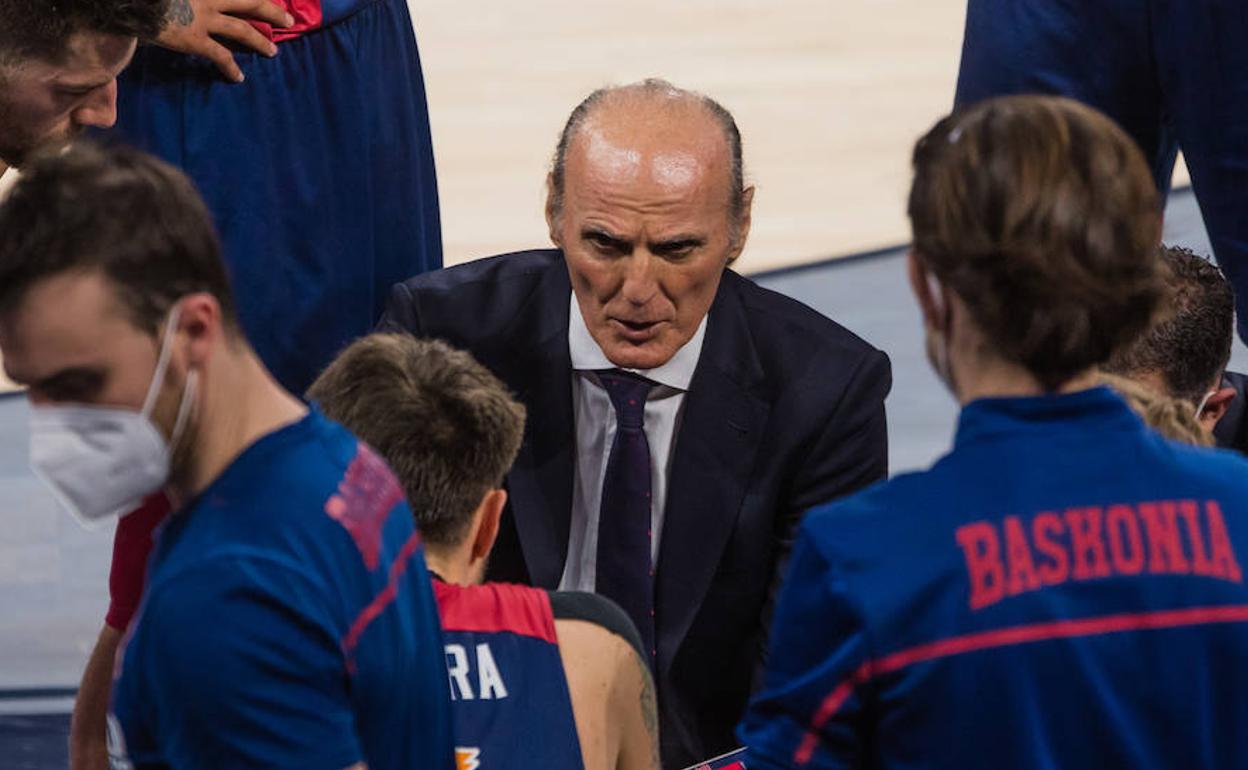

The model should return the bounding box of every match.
[156,0,295,83]
[554,592,661,770]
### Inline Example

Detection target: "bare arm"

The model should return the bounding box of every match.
[610,642,661,770]
[557,618,659,770]
[69,625,122,770]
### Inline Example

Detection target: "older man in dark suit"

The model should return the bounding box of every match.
[381,79,891,767]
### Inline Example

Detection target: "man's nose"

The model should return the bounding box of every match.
[72,81,119,130]
[619,252,659,305]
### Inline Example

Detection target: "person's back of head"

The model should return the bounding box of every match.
[308,333,660,770]
[907,94,1163,399]
[1104,245,1236,431]
[307,333,525,581]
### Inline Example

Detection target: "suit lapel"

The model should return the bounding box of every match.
[655,272,769,673]
[499,258,576,588]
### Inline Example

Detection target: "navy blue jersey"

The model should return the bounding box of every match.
[434,580,584,770]
[109,411,454,770]
[741,388,1248,769]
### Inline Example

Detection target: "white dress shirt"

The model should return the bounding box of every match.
[0,167,18,201]
[558,294,708,592]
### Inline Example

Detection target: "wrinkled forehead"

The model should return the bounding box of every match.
[564,103,734,208]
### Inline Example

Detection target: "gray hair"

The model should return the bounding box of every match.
[548,79,747,230]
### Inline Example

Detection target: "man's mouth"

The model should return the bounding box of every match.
[610,318,664,341]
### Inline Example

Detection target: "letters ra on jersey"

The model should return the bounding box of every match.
[956,499,1243,610]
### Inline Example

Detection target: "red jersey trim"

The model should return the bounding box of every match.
[435,581,559,645]
[341,530,424,672]
[793,604,1248,766]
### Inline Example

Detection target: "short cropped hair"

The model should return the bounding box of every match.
[0,0,167,66]
[1104,246,1235,404]
[909,95,1163,391]
[549,78,747,234]
[307,334,527,548]
[0,141,241,336]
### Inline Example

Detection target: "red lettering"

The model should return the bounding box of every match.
[1004,516,1041,595]
[1065,507,1111,580]
[1032,512,1069,585]
[1139,502,1190,575]
[1178,500,1218,577]
[956,522,1005,610]
[1105,504,1145,575]
[1205,501,1243,583]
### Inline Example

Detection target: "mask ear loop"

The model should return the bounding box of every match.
[141,305,183,418]
[1194,389,1216,421]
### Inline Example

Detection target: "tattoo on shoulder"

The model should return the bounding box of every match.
[636,652,660,768]
[167,0,195,26]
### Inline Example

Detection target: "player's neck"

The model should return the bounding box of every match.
[171,346,307,504]
[424,548,475,587]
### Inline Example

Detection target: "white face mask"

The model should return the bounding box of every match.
[28,307,197,528]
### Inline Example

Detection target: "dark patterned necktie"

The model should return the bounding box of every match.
[595,369,657,665]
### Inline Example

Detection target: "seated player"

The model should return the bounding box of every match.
[740,96,1248,769]
[1103,245,1239,441]
[307,334,660,770]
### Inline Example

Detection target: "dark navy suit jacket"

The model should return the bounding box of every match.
[380,249,891,767]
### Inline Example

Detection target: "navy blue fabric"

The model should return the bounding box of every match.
[436,581,584,770]
[380,249,891,768]
[107,0,442,394]
[741,388,1248,769]
[109,411,454,770]
[595,370,658,665]
[955,0,1248,343]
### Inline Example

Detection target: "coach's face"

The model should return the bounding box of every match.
[0,32,135,169]
[548,100,753,371]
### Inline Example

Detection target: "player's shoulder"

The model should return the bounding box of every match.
[549,591,646,664]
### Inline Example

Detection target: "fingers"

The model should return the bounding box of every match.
[219,0,296,27]
[212,14,279,57]
[198,38,246,83]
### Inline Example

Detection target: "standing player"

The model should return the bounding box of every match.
[740,96,1248,769]
[0,143,453,769]
[307,334,661,770]
[110,0,442,395]
[955,0,1248,344]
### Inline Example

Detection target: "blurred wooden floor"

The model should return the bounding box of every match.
[412,0,971,272]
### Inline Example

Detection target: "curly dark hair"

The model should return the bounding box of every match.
[1105,246,1235,404]
[0,0,168,65]
[908,95,1164,391]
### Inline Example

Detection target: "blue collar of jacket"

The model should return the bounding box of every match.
[954,386,1144,450]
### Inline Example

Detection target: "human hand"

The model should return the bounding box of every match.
[156,0,295,84]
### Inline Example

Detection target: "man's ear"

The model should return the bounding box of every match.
[545,173,562,248]
[177,292,223,368]
[1198,385,1237,433]
[470,488,507,564]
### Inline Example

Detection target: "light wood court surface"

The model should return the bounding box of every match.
[413,0,970,272]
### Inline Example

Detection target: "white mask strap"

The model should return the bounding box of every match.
[1194,389,1216,421]
[141,305,183,417]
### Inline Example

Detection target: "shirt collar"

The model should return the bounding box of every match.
[0,168,19,202]
[568,293,707,391]
[954,386,1144,449]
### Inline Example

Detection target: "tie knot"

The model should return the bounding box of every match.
[597,369,653,429]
